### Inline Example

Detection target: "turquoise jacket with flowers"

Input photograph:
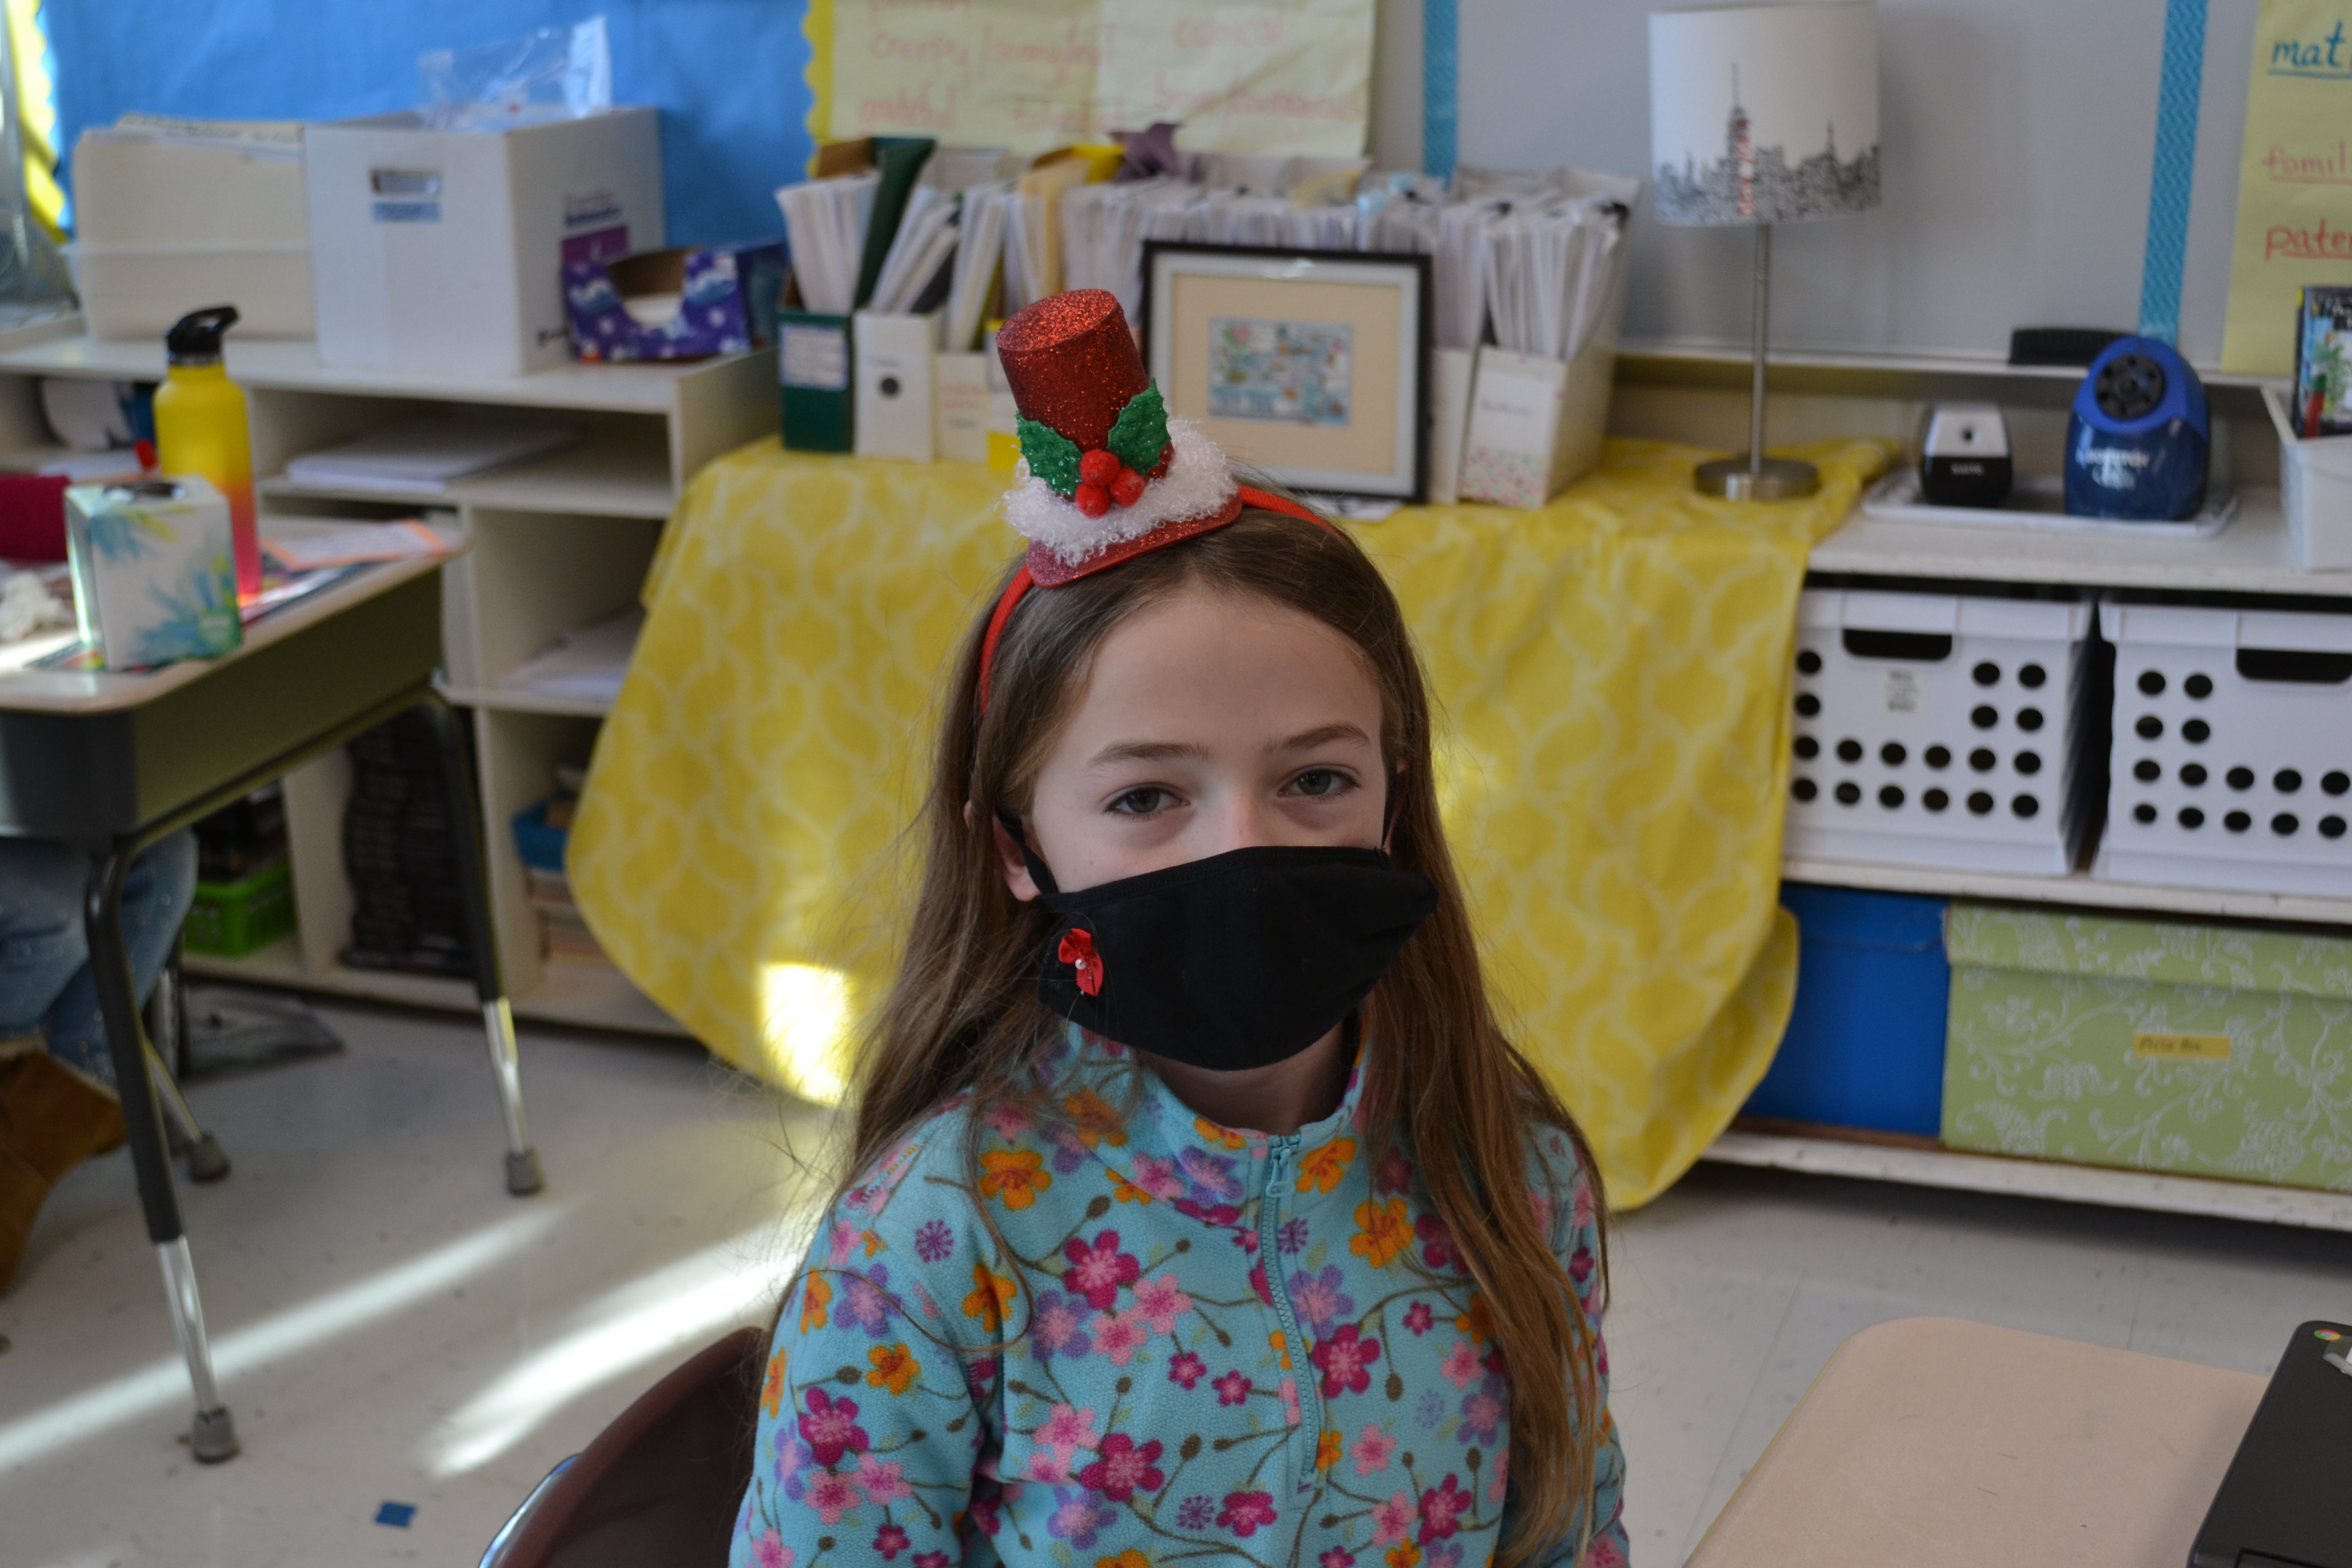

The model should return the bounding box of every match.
[729,1027,1626,1568]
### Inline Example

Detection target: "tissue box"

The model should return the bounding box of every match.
[1943,903,2352,1191]
[565,240,785,363]
[305,107,663,377]
[65,477,242,669]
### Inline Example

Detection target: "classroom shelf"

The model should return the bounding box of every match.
[1700,1128,2352,1233]
[438,682,619,718]
[257,436,678,520]
[182,935,477,1012]
[1806,486,2347,598]
[1780,855,2352,927]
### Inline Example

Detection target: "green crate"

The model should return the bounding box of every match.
[184,856,296,958]
[1943,904,2352,1191]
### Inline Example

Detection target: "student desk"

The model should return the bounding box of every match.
[0,554,542,1462]
[1684,1316,2266,1565]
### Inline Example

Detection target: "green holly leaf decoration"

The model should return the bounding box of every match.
[1106,382,1170,476]
[1017,418,1083,497]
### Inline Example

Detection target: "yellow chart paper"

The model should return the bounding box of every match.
[813,0,1374,157]
[2222,1,2352,372]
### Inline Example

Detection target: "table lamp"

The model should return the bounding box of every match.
[1651,2,1880,499]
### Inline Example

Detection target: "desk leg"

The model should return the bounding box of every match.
[86,848,239,1463]
[418,696,543,1197]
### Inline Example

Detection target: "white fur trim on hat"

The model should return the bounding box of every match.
[1002,418,1237,568]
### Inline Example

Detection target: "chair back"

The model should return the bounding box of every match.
[482,1325,765,1568]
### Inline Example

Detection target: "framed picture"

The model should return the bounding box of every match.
[1140,243,1433,504]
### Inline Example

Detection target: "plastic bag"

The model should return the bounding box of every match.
[419,16,612,131]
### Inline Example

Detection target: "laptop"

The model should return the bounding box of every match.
[2189,1319,2352,1568]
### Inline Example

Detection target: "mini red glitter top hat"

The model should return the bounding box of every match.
[998,288,1250,587]
[981,288,1333,704]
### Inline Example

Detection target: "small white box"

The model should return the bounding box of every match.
[1785,589,2097,874]
[935,351,991,464]
[853,310,939,462]
[65,477,242,669]
[1457,332,1618,509]
[2094,600,2352,896]
[304,108,663,378]
[2263,385,2352,571]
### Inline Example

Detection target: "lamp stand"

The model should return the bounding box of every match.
[1695,222,1818,500]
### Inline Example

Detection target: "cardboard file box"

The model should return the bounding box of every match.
[853,311,939,462]
[1425,347,1474,505]
[70,122,315,338]
[779,312,854,453]
[1457,255,1626,508]
[1943,903,2352,1191]
[305,107,663,377]
[1744,885,1950,1138]
[935,351,991,463]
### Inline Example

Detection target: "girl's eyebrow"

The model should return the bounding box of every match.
[1267,722,1373,754]
[1087,738,1212,768]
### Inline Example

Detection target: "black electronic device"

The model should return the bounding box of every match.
[2008,326,2127,368]
[1918,403,2013,507]
[2188,1320,2352,1568]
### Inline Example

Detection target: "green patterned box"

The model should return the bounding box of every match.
[1943,905,2352,1190]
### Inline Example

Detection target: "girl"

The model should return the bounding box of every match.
[731,290,1625,1568]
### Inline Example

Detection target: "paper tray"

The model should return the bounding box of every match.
[1861,470,2237,539]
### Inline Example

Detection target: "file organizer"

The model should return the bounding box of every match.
[778,312,854,453]
[2095,600,2352,897]
[1785,588,2103,875]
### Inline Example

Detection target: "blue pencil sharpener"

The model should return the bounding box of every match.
[2063,336,2208,521]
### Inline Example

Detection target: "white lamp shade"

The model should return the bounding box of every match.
[1650,2,1880,226]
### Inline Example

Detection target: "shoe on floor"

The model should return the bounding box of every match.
[0,1052,126,1293]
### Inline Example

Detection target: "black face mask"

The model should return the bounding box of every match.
[1002,816,1439,1072]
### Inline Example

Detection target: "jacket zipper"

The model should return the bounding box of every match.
[1259,1133,1323,1493]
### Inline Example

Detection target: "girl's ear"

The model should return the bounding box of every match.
[966,800,1042,901]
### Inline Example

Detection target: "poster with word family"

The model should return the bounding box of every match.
[2223,2,2352,372]
[810,0,1375,157]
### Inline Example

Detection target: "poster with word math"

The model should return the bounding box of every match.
[814,0,1375,157]
[2224,1,2352,372]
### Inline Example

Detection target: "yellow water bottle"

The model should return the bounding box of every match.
[155,306,259,601]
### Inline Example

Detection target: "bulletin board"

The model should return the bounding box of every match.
[804,0,1377,157]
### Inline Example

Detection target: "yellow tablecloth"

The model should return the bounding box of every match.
[570,436,1890,1206]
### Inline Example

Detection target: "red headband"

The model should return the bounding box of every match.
[977,485,1333,709]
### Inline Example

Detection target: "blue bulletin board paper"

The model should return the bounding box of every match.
[45,0,814,248]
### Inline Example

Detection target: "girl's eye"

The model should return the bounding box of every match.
[1109,787,1173,816]
[1289,769,1351,798]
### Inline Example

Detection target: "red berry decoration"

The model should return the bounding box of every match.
[1074,482,1112,518]
[1109,466,1145,507]
[1079,448,1122,487]
[1058,928,1104,997]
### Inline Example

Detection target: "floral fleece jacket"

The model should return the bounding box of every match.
[729,1027,1626,1568]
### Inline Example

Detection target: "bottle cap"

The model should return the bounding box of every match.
[166,306,240,366]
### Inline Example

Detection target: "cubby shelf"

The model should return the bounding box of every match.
[0,318,765,1047]
[1780,854,2352,927]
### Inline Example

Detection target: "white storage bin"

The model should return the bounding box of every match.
[70,121,315,340]
[304,108,663,378]
[1786,589,2098,874]
[2262,385,2352,571]
[67,242,315,339]
[2095,600,2352,896]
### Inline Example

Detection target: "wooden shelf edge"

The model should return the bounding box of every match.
[1701,1129,2352,1231]
[1781,856,2352,927]
[438,682,617,717]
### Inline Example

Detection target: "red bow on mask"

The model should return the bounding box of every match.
[1058,928,1104,997]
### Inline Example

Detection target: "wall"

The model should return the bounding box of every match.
[45,0,815,247]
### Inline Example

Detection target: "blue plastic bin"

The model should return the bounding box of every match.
[1742,883,1951,1137]
[510,801,569,874]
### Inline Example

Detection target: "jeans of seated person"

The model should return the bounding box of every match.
[0,830,198,1089]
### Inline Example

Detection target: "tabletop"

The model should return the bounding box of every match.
[1683,1315,2265,1566]
[0,550,446,715]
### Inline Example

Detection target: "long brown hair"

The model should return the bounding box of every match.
[839,508,1610,1564]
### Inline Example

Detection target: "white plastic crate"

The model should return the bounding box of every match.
[2095,601,2352,896]
[1786,589,2097,874]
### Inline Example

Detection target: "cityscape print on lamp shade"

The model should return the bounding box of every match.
[1650,2,1882,226]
